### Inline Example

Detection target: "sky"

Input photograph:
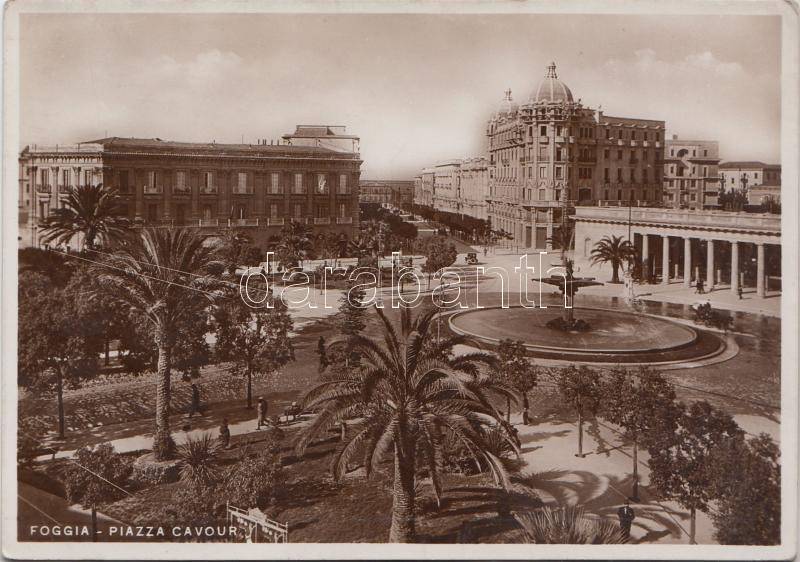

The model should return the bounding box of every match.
[20,13,781,179]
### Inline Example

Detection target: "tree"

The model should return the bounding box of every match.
[708,433,780,545]
[39,184,129,251]
[273,220,314,270]
[554,365,603,457]
[18,271,101,439]
[92,228,222,459]
[215,230,263,274]
[496,339,538,424]
[600,367,679,501]
[515,505,628,544]
[590,235,636,283]
[213,289,294,409]
[63,443,131,542]
[296,306,515,542]
[647,400,745,544]
[422,236,458,288]
[225,432,284,510]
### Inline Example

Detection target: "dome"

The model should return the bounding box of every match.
[497,88,518,116]
[532,62,573,104]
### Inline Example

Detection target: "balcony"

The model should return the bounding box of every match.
[555,136,567,143]
[36,184,52,194]
[229,218,259,227]
[617,140,625,146]
[232,188,254,195]
[199,186,218,194]
[642,141,650,147]
[314,217,331,225]
[336,216,353,224]
[198,218,220,227]
[144,185,163,195]
[539,137,549,144]
[266,218,285,226]
[655,141,662,148]
[173,185,192,195]
[58,185,72,194]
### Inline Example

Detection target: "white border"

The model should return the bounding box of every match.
[2,0,798,559]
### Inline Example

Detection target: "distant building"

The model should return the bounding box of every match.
[485,63,665,250]
[19,129,362,248]
[359,180,414,207]
[719,161,781,205]
[431,160,462,214]
[662,136,721,210]
[418,168,435,207]
[458,157,489,220]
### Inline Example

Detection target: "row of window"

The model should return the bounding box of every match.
[118,170,352,195]
[668,164,711,177]
[126,202,353,223]
[37,168,96,186]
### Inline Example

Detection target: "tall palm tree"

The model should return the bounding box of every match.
[92,228,222,459]
[39,184,129,251]
[296,306,517,543]
[274,220,314,270]
[590,235,636,284]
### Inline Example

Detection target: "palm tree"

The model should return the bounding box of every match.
[590,235,636,284]
[515,505,629,544]
[92,228,222,459]
[274,220,314,270]
[296,306,517,543]
[39,184,129,251]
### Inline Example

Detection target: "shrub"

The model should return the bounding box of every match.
[177,432,219,488]
[224,435,284,510]
[515,505,628,544]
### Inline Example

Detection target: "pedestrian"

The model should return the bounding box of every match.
[483,246,488,257]
[617,500,635,540]
[218,417,231,449]
[696,279,704,294]
[188,383,201,418]
[256,396,269,429]
[737,285,743,300]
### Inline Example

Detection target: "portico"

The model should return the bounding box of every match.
[574,207,781,298]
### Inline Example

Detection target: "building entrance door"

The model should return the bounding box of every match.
[525,226,532,248]
[535,227,547,249]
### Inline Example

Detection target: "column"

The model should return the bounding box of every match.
[683,237,692,288]
[134,169,144,220]
[641,233,649,281]
[190,170,199,221]
[706,239,714,290]
[756,243,765,297]
[662,235,670,285]
[730,241,739,294]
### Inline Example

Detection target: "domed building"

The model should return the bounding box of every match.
[485,62,666,250]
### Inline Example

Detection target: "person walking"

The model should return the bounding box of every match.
[617,500,636,540]
[695,278,704,294]
[256,396,269,429]
[218,417,231,449]
[737,285,743,300]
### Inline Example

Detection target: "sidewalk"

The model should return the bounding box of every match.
[512,411,777,545]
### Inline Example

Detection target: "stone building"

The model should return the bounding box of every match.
[359,180,414,207]
[418,168,435,207]
[485,62,665,250]
[573,206,781,297]
[719,161,781,205]
[431,160,462,214]
[458,157,489,220]
[662,136,721,209]
[19,127,362,248]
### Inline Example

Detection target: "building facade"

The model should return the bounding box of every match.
[719,161,781,205]
[418,168,435,207]
[458,157,489,220]
[573,206,781,297]
[358,180,415,207]
[662,136,721,210]
[19,128,362,248]
[485,63,666,250]
[431,160,462,214]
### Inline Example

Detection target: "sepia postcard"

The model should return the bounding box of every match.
[2,0,798,559]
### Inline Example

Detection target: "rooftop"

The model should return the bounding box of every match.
[720,161,780,169]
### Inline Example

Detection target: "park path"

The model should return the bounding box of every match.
[513,410,779,545]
